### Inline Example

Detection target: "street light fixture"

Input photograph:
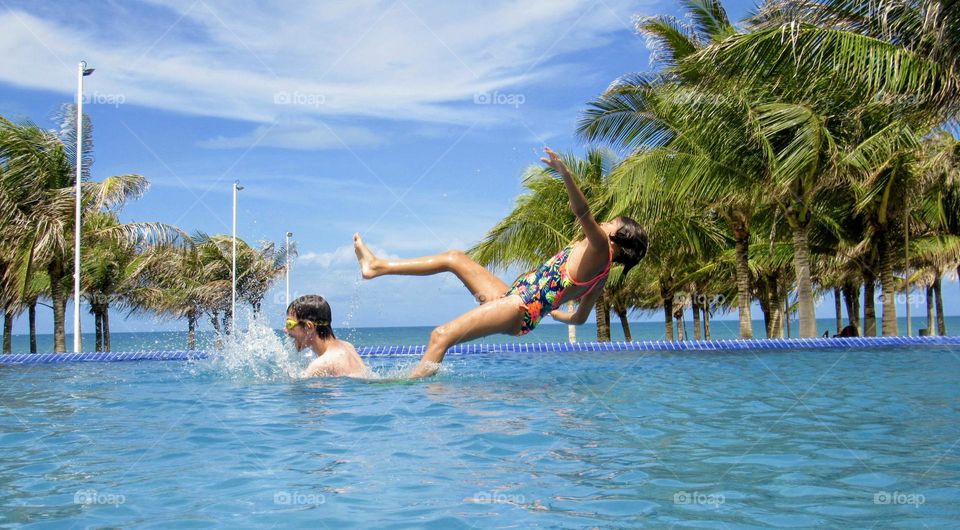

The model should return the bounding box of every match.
[73,61,94,353]
[232,180,244,333]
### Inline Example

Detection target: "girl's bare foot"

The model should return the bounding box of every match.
[353,233,380,279]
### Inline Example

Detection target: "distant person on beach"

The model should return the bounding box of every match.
[353,147,648,379]
[285,295,369,378]
[825,325,859,338]
[834,325,859,338]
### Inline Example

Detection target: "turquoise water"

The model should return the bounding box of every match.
[8,316,959,353]
[2,331,959,527]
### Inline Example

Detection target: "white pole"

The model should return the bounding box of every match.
[232,180,242,333]
[285,232,293,308]
[73,61,91,353]
[567,301,576,343]
[905,205,911,336]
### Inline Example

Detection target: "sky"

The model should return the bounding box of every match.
[1,0,956,335]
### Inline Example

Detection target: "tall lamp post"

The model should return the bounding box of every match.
[73,61,94,353]
[285,232,293,308]
[232,180,244,333]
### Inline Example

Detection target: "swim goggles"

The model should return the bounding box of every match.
[285,318,330,330]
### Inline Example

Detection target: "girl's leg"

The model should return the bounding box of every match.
[354,233,509,304]
[410,295,525,378]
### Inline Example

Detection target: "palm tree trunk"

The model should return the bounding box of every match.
[692,298,702,340]
[702,304,711,340]
[863,274,877,336]
[833,287,842,334]
[103,306,111,352]
[595,291,611,342]
[764,276,783,339]
[210,311,222,348]
[784,295,791,338]
[187,309,197,350]
[28,301,37,353]
[925,284,934,336]
[661,286,674,341]
[793,224,816,337]
[614,302,631,342]
[95,311,103,352]
[842,283,861,335]
[759,284,772,337]
[878,233,898,336]
[49,262,67,352]
[734,233,753,339]
[934,276,945,336]
[2,310,12,353]
[675,307,685,341]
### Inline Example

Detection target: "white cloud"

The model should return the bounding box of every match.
[0,0,652,149]
[299,243,398,269]
[195,119,384,150]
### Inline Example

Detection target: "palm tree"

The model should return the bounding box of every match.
[238,239,296,314]
[0,108,183,351]
[680,0,957,336]
[80,211,187,351]
[579,0,768,339]
[130,237,215,350]
[693,0,960,123]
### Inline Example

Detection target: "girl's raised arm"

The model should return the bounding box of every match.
[540,147,607,248]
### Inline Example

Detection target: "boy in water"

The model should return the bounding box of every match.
[285,295,369,378]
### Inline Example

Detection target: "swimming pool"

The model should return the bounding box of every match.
[3,346,959,527]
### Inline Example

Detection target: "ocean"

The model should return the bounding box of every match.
[5,316,958,353]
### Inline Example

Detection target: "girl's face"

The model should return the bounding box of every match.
[600,218,624,237]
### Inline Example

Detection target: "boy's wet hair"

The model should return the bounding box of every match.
[287,294,336,340]
[610,216,648,277]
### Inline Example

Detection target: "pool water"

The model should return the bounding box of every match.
[2,344,959,528]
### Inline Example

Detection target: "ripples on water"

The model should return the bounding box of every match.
[1,320,959,527]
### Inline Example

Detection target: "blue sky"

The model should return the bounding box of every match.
[2,0,955,335]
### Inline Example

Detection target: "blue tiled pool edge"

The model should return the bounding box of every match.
[0,350,206,364]
[2,336,959,364]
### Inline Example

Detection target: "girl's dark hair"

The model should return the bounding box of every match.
[610,216,648,277]
[287,294,336,340]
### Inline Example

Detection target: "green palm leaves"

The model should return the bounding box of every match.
[482,0,958,341]
[1,108,292,352]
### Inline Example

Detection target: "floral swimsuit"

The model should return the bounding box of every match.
[505,244,612,335]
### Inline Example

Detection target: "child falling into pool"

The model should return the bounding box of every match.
[353,147,649,379]
[285,294,370,378]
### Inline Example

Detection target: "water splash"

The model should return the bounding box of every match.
[339,274,364,345]
[194,308,307,383]
[186,307,427,383]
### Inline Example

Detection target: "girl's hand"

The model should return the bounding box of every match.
[540,147,569,176]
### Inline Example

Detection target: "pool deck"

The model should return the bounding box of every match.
[1,335,959,364]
